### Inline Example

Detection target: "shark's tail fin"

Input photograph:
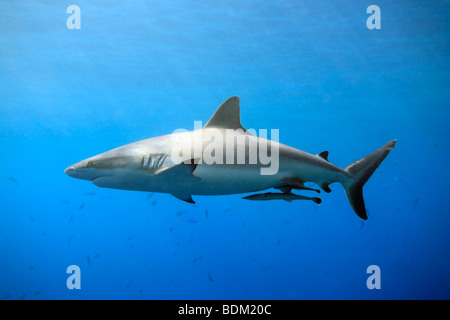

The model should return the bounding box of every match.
[342,140,396,219]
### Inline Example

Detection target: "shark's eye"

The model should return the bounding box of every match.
[86,161,94,168]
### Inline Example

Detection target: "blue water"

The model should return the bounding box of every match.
[1,0,449,300]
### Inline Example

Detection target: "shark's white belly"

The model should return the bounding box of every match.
[190,164,285,195]
[92,163,286,195]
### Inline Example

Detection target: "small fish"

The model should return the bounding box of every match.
[8,177,18,184]
[257,266,272,272]
[243,192,321,204]
[413,197,419,208]
[205,209,209,219]
[183,219,198,223]
[28,216,36,222]
[78,204,84,210]
[87,254,91,266]
[127,235,134,241]
[146,193,154,200]
[83,192,96,196]
[176,210,187,216]
[207,272,214,283]
[151,200,157,206]
[62,200,70,204]
[192,255,204,263]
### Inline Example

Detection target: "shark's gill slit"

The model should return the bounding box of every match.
[156,154,165,169]
[146,154,152,169]
[149,154,155,169]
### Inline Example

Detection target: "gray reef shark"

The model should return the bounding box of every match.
[65,96,396,219]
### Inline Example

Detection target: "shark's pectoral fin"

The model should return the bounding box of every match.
[164,158,201,204]
[151,157,201,180]
[171,192,195,204]
[183,158,202,180]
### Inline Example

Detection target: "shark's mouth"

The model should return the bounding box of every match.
[90,175,118,188]
[91,175,110,188]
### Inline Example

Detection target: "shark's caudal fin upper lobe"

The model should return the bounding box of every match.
[343,139,396,220]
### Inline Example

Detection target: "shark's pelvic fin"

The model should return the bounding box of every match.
[204,96,245,130]
[171,192,195,204]
[279,177,321,193]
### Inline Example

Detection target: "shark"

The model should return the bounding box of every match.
[64,96,396,219]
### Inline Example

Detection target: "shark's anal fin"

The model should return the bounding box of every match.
[279,177,321,193]
[320,183,332,193]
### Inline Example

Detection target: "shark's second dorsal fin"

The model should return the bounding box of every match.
[204,96,245,130]
[317,151,329,161]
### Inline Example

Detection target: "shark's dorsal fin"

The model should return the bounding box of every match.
[204,96,245,130]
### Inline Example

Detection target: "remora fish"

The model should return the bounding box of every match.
[64,96,396,219]
[243,192,321,204]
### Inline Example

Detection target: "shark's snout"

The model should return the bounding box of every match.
[64,160,98,181]
[64,166,77,177]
